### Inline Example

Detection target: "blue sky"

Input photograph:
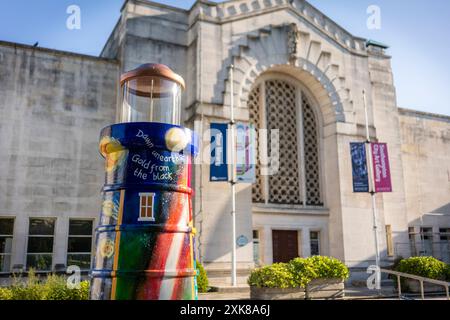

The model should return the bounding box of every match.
[0,0,449,115]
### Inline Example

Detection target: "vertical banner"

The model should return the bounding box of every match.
[210,123,228,182]
[350,142,369,193]
[371,143,392,193]
[236,123,256,183]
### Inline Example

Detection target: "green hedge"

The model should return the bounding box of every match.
[446,264,450,281]
[248,263,296,289]
[395,257,449,281]
[0,287,13,300]
[248,256,349,289]
[196,261,209,293]
[1,263,210,299]
[0,270,89,300]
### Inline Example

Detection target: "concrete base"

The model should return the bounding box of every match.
[204,264,253,287]
[249,279,345,300]
[306,278,345,300]
[250,287,306,300]
[404,279,448,294]
[210,285,250,294]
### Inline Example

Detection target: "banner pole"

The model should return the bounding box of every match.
[230,65,237,287]
[363,89,381,273]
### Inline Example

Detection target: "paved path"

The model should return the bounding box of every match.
[199,292,250,300]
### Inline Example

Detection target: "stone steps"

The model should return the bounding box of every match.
[205,267,252,287]
[210,285,250,294]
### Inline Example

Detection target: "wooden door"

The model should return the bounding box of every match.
[272,230,299,263]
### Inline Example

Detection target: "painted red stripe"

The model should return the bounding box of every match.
[137,176,189,299]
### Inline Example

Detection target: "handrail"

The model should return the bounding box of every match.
[380,268,450,300]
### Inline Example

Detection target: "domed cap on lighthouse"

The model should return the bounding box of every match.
[120,63,185,97]
[119,63,185,124]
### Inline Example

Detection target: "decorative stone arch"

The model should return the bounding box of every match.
[221,24,349,126]
[240,61,345,125]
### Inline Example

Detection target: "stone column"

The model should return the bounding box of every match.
[302,227,311,258]
[53,216,69,269]
[263,226,272,265]
[12,214,28,268]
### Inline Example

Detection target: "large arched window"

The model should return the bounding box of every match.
[249,76,322,207]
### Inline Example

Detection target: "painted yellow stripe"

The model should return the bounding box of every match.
[111,190,125,300]
[189,228,195,299]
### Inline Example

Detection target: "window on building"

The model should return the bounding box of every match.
[0,218,14,273]
[439,228,450,241]
[26,218,55,271]
[67,220,93,270]
[439,228,450,263]
[253,230,260,266]
[310,231,320,256]
[248,78,322,207]
[408,227,417,256]
[420,227,433,256]
[139,193,156,222]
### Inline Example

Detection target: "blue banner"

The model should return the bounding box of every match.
[350,142,369,193]
[210,123,228,182]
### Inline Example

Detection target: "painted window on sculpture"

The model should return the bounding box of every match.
[139,193,155,222]
[248,77,322,207]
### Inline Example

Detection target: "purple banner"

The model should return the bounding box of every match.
[371,143,392,193]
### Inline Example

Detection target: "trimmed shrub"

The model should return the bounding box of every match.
[248,263,296,289]
[393,256,450,292]
[290,256,349,287]
[306,256,350,280]
[248,256,349,289]
[288,258,316,288]
[43,274,90,300]
[395,257,448,281]
[445,264,450,281]
[0,269,89,300]
[10,269,46,300]
[196,261,209,293]
[0,287,12,300]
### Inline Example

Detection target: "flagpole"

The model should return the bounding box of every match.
[230,65,237,287]
[363,89,381,274]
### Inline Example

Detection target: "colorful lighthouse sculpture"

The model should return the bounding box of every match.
[90,64,198,300]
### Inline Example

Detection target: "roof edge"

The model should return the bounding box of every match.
[398,107,450,123]
[0,40,119,64]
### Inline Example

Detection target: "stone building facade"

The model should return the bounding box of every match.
[0,0,449,285]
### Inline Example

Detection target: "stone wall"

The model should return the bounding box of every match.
[101,1,193,122]
[399,109,450,230]
[0,41,119,268]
